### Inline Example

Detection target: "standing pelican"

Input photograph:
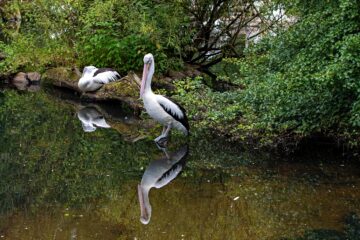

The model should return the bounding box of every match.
[138,145,188,224]
[77,106,111,132]
[78,66,121,92]
[140,53,189,145]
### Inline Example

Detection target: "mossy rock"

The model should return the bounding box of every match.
[43,67,79,83]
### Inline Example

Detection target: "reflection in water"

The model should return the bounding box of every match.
[77,106,111,132]
[1,89,360,239]
[138,145,188,224]
[11,79,40,92]
[283,212,360,240]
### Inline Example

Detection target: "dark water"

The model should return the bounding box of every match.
[0,87,359,240]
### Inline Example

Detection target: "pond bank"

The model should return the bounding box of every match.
[1,68,359,157]
[41,66,201,110]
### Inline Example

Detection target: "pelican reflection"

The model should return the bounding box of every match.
[77,107,111,132]
[138,145,188,224]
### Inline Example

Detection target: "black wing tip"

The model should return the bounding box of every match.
[159,96,190,133]
[183,116,190,133]
[159,102,190,132]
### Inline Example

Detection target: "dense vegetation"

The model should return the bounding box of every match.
[0,0,272,73]
[0,0,188,73]
[1,0,359,149]
[174,0,360,149]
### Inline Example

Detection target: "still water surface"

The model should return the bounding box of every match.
[0,87,359,240]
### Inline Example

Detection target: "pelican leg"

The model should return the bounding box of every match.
[163,124,171,137]
[162,148,170,159]
[161,126,167,135]
[154,124,171,148]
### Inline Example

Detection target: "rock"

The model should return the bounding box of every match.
[12,72,27,84]
[11,72,41,91]
[27,72,41,82]
[12,71,41,82]
[26,84,41,92]
[168,70,186,80]
[151,76,176,92]
[167,65,202,80]
[163,77,173,83]
[185,68,201,78]
[42,67,79,89]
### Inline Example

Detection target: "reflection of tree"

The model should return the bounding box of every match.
[0,90,158,215]
[281,213,360,240]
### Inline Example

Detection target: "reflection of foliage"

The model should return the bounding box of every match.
[0,90,158,213]
[0,89,251,215]
[1,90,360,240]
[291,230,345,240]
[344,213,360,240]
[0,90,359,240]
[282,213,360,240]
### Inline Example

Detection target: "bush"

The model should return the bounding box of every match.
[228,0,360,146]
[175,0,360,148]
[0,0,187,74]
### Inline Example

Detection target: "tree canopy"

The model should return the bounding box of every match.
[174,0,360,148]
[0,0,281,73]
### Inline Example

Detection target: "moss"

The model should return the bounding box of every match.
[42,67,79,84]
[101,80,139,98]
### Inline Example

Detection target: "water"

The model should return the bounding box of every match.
[0,87,359,240]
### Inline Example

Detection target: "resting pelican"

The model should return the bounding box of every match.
[140,53,189,145]
[78,66,121,92]
[138,145,188,224]
[77,106,111,132]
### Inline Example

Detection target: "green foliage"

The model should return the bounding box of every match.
[173,76,244,140]
[1,35,74,72]
[0,0,187,74]
[77,0,186,73]
[0,0,80,72]
[236,0,360,146]
[175,0,360,148]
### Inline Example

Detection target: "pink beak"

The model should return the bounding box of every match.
[140,63,149,98]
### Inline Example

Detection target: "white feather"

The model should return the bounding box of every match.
[82,66,97,77]
[78,66,120,92]
[93,71,120,84]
